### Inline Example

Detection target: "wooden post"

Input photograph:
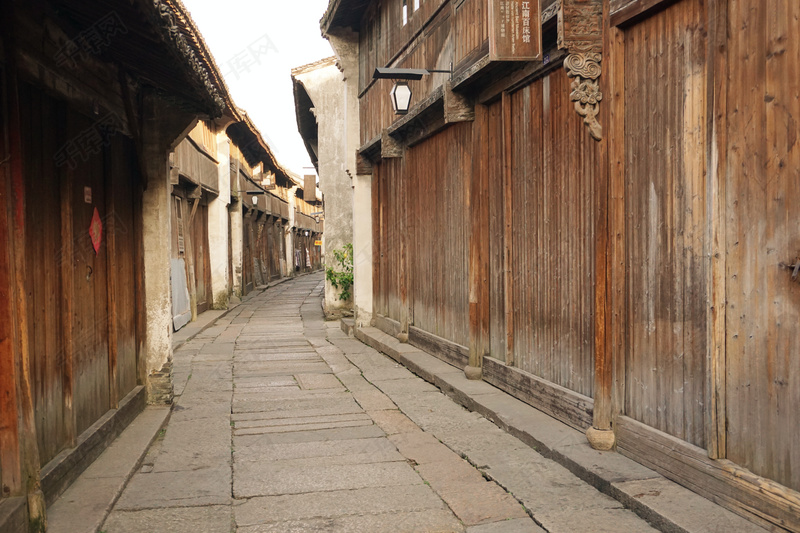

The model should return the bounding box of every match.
[501,92,514,366]
[3,13,46,525]
[398,158,409,343]
[104,142,119,410]
[0,63,23,500]
[706,0,728,460]
[467,106,490,380]
[588,12,624,453]
[134,152,147,388]
[184,196,199,321]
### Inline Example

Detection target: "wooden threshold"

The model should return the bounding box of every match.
[483,358,594,432]
[616,416,800,532]
[0,497,27,533]
[39,386,146,506]
[372,315,592,432]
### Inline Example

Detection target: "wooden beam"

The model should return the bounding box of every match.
[381,129,404,159]
[443,81,475,124]
[355,150,373,175]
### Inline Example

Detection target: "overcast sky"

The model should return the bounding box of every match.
[181,0,334,174]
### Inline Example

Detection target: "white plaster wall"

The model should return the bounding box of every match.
[296,63,353,313]
[142,153,173,396]
[209,134,231,308]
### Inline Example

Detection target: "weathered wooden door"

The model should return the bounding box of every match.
[68,109,111,436]
[618,0,708,447]
[192,202,210,313]
[721,0,800,492]
[21,86,70,462]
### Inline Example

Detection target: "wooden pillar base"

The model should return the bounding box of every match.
[586,426,615,451]
[396,332,409,344]
[27,489,46,532]
[464,365,482,381]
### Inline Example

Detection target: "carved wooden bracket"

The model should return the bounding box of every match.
[558,0,604,142]
[564,48,603,141]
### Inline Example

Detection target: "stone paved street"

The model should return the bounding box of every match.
[99,273,660,532]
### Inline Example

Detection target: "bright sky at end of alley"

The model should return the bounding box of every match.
[180,0,334,175]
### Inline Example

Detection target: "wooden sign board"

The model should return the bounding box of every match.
[303,174,317,202]
[489,0,542,61]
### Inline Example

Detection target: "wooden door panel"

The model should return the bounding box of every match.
[112,136,138,397]
[21,86,68,464]
[69,109,110,436]
[508,70,598,397]
[622,0,707,447]
[724,0,800,491]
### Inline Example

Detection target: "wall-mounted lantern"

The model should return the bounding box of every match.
[390,82,412,115]
[373,64,452,116]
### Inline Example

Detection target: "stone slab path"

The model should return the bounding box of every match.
[101,273,660,532]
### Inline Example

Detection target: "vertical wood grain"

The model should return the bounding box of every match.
[622,0,707,447]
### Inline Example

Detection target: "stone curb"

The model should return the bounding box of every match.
[47,407,171,533]
[352,323,765,533]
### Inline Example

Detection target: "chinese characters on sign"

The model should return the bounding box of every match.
[489,0,541,61]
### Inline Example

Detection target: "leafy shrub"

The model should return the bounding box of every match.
[326,243,353,301]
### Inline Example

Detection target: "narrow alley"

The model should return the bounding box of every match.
[44,274,669,532]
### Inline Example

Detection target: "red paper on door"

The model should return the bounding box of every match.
[89,207,103,254]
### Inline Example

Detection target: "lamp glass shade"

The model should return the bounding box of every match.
[391,82,412,115]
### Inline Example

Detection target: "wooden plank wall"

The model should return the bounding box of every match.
[191,201,211,313]
[21,85,67,462]
[621,0,707,447]
[487,99,505,360]
[723,0,800,492]
[453,0,488,67]
[373,158,403,321]
[407,123,470,346]
[109,136,138,402]
[0,63,13,495]
[359,0,449,92]
[509,69,598,398]
[360,4,454,145]
[188,120,218,160]
[18,83,140,465]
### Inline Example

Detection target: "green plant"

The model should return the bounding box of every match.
[326,243,354,301]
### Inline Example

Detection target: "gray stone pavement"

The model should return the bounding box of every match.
[53,273,743,532]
